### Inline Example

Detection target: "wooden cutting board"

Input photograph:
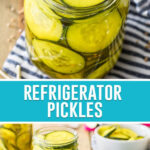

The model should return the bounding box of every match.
[0,0,24,78]
[0,0,17,77]
[18,0,24,30]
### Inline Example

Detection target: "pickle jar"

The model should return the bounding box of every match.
[0,124,32,150]
[33,126,78,150]
[24,0,129,79]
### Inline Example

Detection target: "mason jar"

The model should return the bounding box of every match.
[24,0,129,79]
[33,126,78,150]
[0,124,32,150]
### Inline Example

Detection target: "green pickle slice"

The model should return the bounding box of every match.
[87,50,121,78]
[67,10,122,53]
[98,125,144,141]
[32,39,85,74]
[45,131,74,144]
[17,132,31,149]
[0,128,16,141]
[0,125,32,150]
[62,0,105,7]
[33,131,75,150]
[24,0,63,42]
[0,140,7,150]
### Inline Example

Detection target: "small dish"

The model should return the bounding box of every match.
[94,124,150,150]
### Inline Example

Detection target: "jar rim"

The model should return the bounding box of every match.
[44,0,119,16]
[34,125,78,147]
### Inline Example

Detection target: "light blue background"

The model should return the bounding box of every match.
[0,80,149,122]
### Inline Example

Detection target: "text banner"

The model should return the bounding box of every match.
[0,80,149,122]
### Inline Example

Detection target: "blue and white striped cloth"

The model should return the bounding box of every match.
[3,0,150,79]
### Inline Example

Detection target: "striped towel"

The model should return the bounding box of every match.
[3,0,150,79]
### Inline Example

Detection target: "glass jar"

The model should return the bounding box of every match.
[33,126,78,150]
[24,0,129,79]
[0,124,32,150]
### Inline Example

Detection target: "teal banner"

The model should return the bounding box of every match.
[0,80,149,122]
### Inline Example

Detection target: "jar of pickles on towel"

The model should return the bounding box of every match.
[24,0,129,79]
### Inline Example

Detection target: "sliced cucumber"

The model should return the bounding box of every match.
[87,61,111,78]
[6,144,19,150]
[19,124,32,133]
[2,124,21,132]
[120,128,137,138]
[0,128,16,147]
[135,136,144,140]
[104,127,117,138]
[0,128,16,140]
[33,39,85,74]
[17,132,31,149]
[66,10,122,53]
[98,125,144,141]
[0,139,7,150]
[98,126,116,137]
[108,128,134,140]
[62,0,105,8]
[45,131,74,144]
[24,0,63,42]
[87,49,121,78]
[109,132,130,140]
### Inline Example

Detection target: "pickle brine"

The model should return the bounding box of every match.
[24,0,129,79]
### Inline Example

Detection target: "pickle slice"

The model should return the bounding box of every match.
[109,136,129,140]
[0,128,16,141]
[17,132,31,149]
[62,0,105,7]
[33,39,85,74]
[24,0,63,42]
[109,130,130,140]
[0,128,16,147]
[98,125,144,141]
[6,144,18,150]
[120,128,137,138]
[0,140,7,150]
[67,10,122,53]
[3,124,21,132]
[135,136,144,140]
[45,131,74,144]
[87,50,121,78]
